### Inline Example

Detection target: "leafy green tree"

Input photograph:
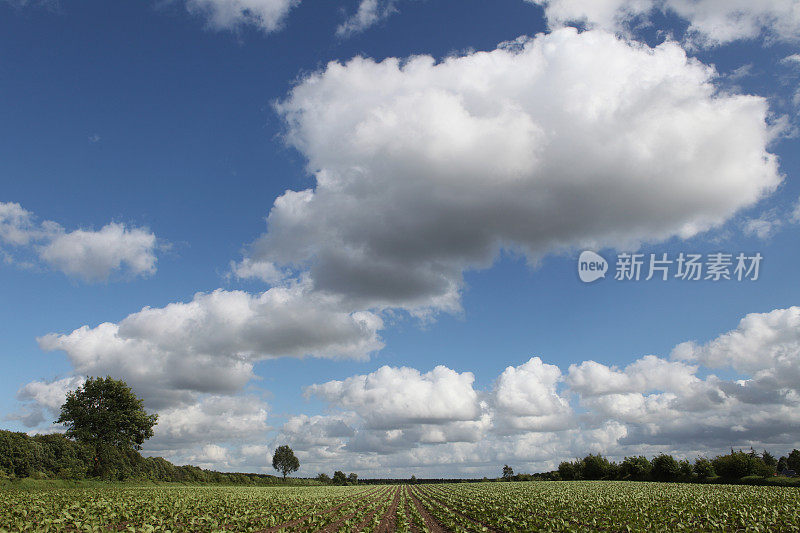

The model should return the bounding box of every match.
[410,474,417,484]
[651,454,680,481]
[272,445,300,480]
[580,454,612,480]
[787,449,800,472]
[620,456,652,481]
[502,464,514,480]
[678,459,693,480]
[713,450,756,480]
[777,456,789,473]
[316,473,331,484]
[347,472,358,484]
[558,461,579,480]
[56,377,157,450]
[693,457,715,479]
[762,450,777,468]
[332,470,347,485]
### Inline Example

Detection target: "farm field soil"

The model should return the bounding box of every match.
[2,480,799,531]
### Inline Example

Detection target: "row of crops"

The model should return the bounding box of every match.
[411,481,800,532]
[1,480,799,531]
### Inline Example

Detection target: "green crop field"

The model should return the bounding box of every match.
[1,480,799,532]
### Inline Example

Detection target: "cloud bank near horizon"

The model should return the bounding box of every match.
[18,306,800,476]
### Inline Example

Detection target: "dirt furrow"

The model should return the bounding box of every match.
[348,485,399,532]
[315,487,392,533]
[404,486,421,533]
[418,486,500,532]
[259,487,380,532]
[374,485,401,533]
[407,486,449,533]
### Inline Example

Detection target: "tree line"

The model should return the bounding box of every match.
[500,449,800,486]
[315,471,359,485]
[1,377,309,484]
[0,429,296,484]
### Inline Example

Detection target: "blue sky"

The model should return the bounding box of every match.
[2,0,800,477]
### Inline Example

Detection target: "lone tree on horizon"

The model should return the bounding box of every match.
[272,445,300,480]
[57,376,157,450]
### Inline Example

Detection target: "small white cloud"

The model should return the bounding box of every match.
[184,0,298,33]
[229,257,284,284]
[39,223,157,281]
[727,64,754,81]
[337,0,398,37]
[781,54,800,67]
[742,210,782,239]
[88,133,101,143]
[527,0,800,47]
[0,202,160,281]
[792,197,800,223]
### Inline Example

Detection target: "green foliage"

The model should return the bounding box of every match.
[502,464,514,480]
[787,449,800,472]
[0,431,93,479]
[712,450,767,480]
[2,481,800,532]
[409,481,800,532]
[332,470,347,485]
[316,472,331,484]
[271,445,300,480]
[558,460,580,480]
[0,483,372,531]
[580,454,612,480]
[651,454,681,482]
[694,457,715,479]
[0,429,291,484]
[56,377,157,450]
[678,459,693,480]
[620,456,652,481]
[762,450,777,468]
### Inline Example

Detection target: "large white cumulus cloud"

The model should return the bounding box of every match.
[672,307,800,396]
[492,357,572,433]
[35,283,384,409]
[265,306,800,476]
[237,28,781,315]
[528,0,800,46]
[23,306,800,475]
[306,365,482,429]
